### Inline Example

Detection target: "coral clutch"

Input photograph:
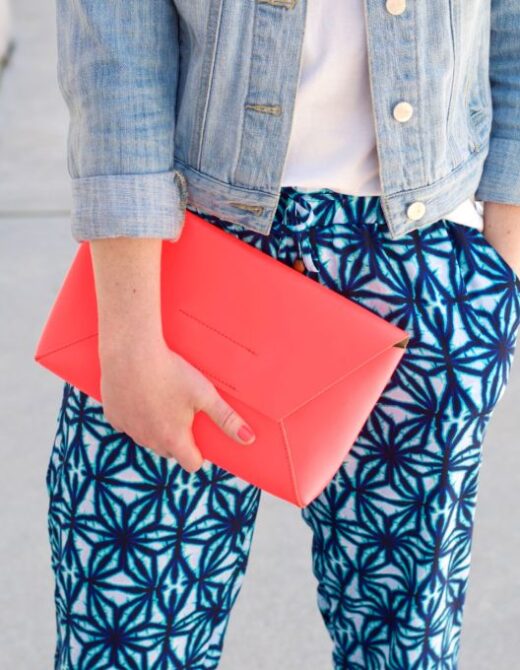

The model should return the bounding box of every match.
[34,210,409,508]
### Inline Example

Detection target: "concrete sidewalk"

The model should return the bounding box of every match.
[1,2,519,669]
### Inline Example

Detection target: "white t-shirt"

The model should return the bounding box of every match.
[280,1,484,231]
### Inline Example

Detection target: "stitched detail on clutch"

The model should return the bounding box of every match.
[195,366,238,391]
[178,308,258,356]
[36,332,98,359]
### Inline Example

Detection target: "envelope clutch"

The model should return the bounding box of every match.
[34,210,409,508]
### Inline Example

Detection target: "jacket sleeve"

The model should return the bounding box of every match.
[56,0,187,242]
[475,0,520,207]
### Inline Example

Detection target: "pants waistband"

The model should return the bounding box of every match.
[277,186,388,230]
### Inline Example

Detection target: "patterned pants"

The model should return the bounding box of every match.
[46,187,520,669]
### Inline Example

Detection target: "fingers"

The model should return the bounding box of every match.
[163,430,204,473]
[106,414,204,473]
[102,376,254,476]
[200,386,256,445]
[141,425,204,473]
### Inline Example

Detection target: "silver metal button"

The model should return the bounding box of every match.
[393,101,414,123]
[406,201,426,221]
[386,0,406,16]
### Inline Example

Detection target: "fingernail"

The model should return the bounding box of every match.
[237,424,255,443]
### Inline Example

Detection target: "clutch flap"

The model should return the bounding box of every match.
[34,243,98,363]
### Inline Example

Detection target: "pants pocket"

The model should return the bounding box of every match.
[445,221,520,412]
[447,221,520,289]
[445,221,520,305]
[473,227,520,286]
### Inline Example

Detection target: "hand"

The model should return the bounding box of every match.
[99,334,256,473]
[483,201,520,279]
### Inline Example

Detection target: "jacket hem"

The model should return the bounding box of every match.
[382,142,491,240]
[177,147,492,241]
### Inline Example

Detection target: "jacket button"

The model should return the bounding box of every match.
[406,201,426,220]
[386,0,406,15]
[293,258,305,273]
[393,101,414,122]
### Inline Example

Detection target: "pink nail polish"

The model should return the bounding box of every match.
[238,424,255,442]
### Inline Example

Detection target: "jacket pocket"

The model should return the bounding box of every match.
[466,106,491,154]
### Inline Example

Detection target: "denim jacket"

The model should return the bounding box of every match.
[56,0,520,242]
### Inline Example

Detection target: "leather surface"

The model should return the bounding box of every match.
[34,211,409,506]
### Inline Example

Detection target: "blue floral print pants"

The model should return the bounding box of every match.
[46,187,520,669]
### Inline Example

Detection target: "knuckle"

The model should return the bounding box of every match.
[161,434,180,453]
[130,427,152,448]
[107,417,123,433]
[103,408,129,435]
[146,439,173,459]
[149,445,168,459]
[183,457,203,474]
[218,402,236,431]
[103,410,116,425]
[153,422,177,444]
[197,380,218,408]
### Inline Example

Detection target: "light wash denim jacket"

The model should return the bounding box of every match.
[56,0,520,242]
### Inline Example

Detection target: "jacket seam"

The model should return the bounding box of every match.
[232,1,259,185]
[196,1,225,171]
[413,2,426,184]
[446,1,459,168]
[172,8,181,170]
[36,332,98,361]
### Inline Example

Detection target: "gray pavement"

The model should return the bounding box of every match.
[1,2,519,669]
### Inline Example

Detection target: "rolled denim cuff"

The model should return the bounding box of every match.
[475,136,520,207]
[70,169,188,242]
